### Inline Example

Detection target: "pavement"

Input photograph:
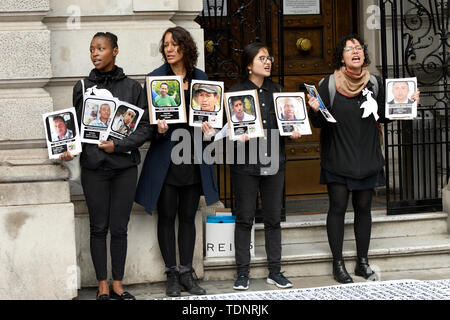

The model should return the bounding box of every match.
[75,267,450,300]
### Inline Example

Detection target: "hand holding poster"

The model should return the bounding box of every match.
[147,75,186,124]
[102,101,144,142]
[224,90,264,141]
[304,83,337,123]
[273,92,312,136]
[42,107,82,159]
[81,95,118,144]
[189,80,224,129]
[385,77,418,120]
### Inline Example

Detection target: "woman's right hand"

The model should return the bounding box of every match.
[307,94,320,112]
[157,119,169,134]
[59,151,75,162]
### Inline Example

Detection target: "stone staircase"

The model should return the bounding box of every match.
[204,210,450,280]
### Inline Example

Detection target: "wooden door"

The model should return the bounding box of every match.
[270,0,359,197]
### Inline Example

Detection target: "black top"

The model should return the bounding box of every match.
[228,77,285,176]
[72,66,153,170]
[164,88,201,186]
[308,74,389,179]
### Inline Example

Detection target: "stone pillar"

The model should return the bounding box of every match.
[0,1,77,300]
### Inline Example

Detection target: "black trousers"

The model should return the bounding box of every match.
[81,166,137,281]
[231,170,284,275]
[156,183,202,269]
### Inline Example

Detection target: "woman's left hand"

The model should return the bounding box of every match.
[411,90,421,104]
[202,121,216,139]
[290,131,302,139]
[98,140,115,153]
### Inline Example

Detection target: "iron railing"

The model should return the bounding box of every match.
[381,0,449,214]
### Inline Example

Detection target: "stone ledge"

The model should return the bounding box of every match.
[0,181,70,206]
[0,164,68,183]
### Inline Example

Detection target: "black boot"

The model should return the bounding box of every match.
[179,269,206,295]
[165,269,181,297]
[355,257,378,280]
[332,259,353,284]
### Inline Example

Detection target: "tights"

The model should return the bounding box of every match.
[326,183,373,260]
[156,183,202,269]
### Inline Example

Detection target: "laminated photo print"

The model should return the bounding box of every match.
[81,96,118,144]
[147,75,186,124]
[273,92,312,136]
[189,80,224,129]
[224,89,264,141]
[304,83,337,123]
[42,107,82,159]
[385,77,418,120]
[102,101,144,142]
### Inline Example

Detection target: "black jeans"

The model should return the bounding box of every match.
[81,166,137,281]
[231,170,284,275]
[156,183,202,269]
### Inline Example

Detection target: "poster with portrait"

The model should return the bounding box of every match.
[81,95,118,144]
[273,92,312,136]
[42,107,82,159]
[102,101,144,142]
[304,83,337,123]
[385,77,418,120]
[146,75,186,124]
[224,90,264,141]
[189,80,224,129]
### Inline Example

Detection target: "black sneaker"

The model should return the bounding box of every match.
[179,269,206,295]
[165,269,180,297]
[267,272,293,288]
[233,273,249,290]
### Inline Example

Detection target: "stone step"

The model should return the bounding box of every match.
[255,211,448,246]
[204,233,450,281]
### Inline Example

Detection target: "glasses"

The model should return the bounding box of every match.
[258,55,275,63]
[343,45,364,52]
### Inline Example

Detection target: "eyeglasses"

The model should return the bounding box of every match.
[343,45,364,52]
[258,55,275,63]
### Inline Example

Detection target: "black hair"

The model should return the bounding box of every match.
[160,82,169,88]
[230,96,244,106]
[241,42,270,78]
[332,34,370,70]
[93,32,118,49]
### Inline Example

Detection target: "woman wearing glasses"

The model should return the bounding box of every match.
[228,42,302,291]
[307,34,420,284]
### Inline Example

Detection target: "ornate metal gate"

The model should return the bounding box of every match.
[380,0,449,214]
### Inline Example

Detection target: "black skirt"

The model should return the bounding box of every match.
[320,168,385,190]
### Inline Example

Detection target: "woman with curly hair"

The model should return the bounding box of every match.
[135,26,219,297]
[307,34,420,284]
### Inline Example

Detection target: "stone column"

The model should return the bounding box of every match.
[0,0,77,300]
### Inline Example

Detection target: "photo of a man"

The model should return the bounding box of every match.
[388,81,414,104]
[89,103,112,127]
[192,84,220,111]
[112,108,137,136]
[154,82,177,107]
[52,115,73,141]
[230,96,254,122]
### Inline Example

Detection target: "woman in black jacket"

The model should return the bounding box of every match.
[307,34,420,284]
[228,42,301,291]
[61,32,152,300]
